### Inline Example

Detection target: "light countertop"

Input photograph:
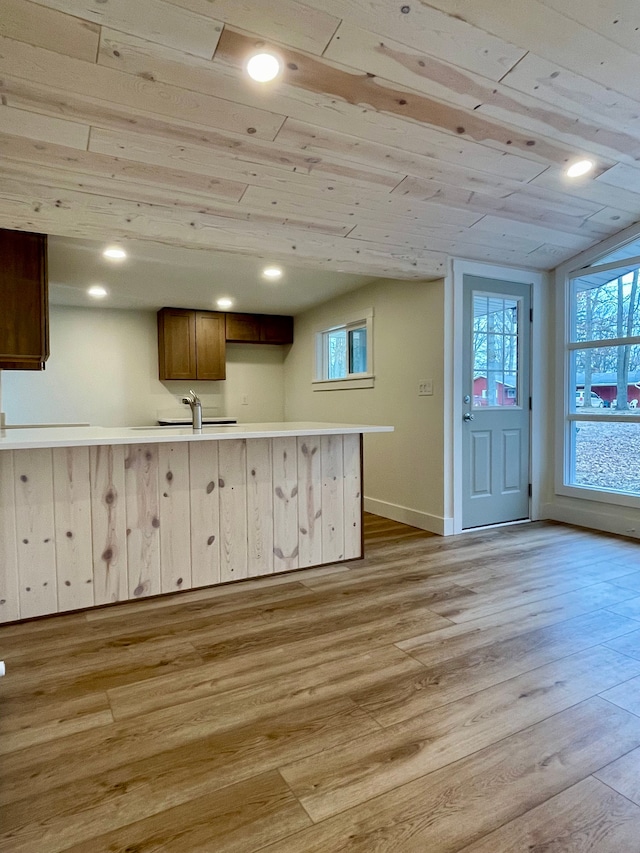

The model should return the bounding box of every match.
[0,422,394,451]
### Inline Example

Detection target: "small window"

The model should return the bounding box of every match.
[314,309,374,390]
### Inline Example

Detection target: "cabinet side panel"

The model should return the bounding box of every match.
[53,446,94,612]
[90,444,128,604]
[0,452,20,622]
[272,436,299,572]
[297,436,322,568]
[219,439,248,582]
[125,444,161,599]
[15,448,58,618]
[158,442,192,593]
[246,438,274,577]
[321,435,345,564]
[342,434,363,560]
[189,441,220,588]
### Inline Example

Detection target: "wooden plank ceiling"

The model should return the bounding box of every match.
[1,0,640,280]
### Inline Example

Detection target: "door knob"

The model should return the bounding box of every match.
[463,412,474,422]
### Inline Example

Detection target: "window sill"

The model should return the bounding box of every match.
[312,375,375,391]
[555,482,640,509]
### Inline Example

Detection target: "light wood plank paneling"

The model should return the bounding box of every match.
[31,0,223,59]
[168,0,340,55]
[422,0,640,98]
[88,127,400,196]
[325,21,638,166]
[501,52,640,138]
[90,444,128,605]
[14,448,57,619]
[321,435,345,564]
[272,437,299,572]
[188,441,220,588]
[342,433,362,560]
[0,105,90,150]
[158,442,191,593]
[316,0,527,81]
[297,437,322,568]
[218,439,248,582]
[0,451,20,623]
[538,0,640,57]
[125,444,161,600]
[246,439,274,578]
[240,181,483,230]
[52,446,94,613]
[0,0,100,61]
[0,132,246,204]
[0,35,284,140]
[214,28,579,168]
[274,117,547,185]
[0,182,446,278]
[97,26,547,182]
[1,0,639,281]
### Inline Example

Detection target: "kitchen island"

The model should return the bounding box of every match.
[0,423,392,623]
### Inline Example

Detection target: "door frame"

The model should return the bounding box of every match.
[449,259,549,535]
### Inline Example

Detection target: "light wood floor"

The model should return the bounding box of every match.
[2,515,640,852]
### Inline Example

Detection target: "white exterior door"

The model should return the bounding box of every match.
[462,275,531,528]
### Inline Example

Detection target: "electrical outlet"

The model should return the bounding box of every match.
[419,380,434,396]
[241,394,249,406]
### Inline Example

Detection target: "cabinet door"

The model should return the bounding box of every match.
[0,229,48,370]
[225,313,261,342]
[158,308,196,380]
[260,314,293,344]
[196,312,226,380]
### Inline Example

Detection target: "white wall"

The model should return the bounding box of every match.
[284,277,447,533]
[1,305,286,427]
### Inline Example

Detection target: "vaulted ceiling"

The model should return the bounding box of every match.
[1,0,640,287]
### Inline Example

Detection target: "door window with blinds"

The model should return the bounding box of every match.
[472,293,521,408]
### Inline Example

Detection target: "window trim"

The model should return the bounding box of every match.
[313,308,374,391]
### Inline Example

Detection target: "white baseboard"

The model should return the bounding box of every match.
[542,501,640,541]
[364,497,453,536]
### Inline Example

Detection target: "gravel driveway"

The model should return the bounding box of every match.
[575,421,640,493]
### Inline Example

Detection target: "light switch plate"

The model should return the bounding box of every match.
[419,380,434,396]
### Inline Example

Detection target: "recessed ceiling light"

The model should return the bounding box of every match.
[103,246,127,260]
[88,285,108,299]
[262,266,283,280]
[246,52,282,83]
[217,297,234,309]
[566,159,594,178]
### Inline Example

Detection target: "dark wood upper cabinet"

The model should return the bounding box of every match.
[259,314,293,344]
[0,229,49,371]
[157,308,226,380]
[195,311,225,380]
[225,312,293,345]
[225,313,261,343]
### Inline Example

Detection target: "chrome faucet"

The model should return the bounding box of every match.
[182,389,202,431]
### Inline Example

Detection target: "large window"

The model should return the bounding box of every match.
[564,248,640,501]
[314,309,374,390]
